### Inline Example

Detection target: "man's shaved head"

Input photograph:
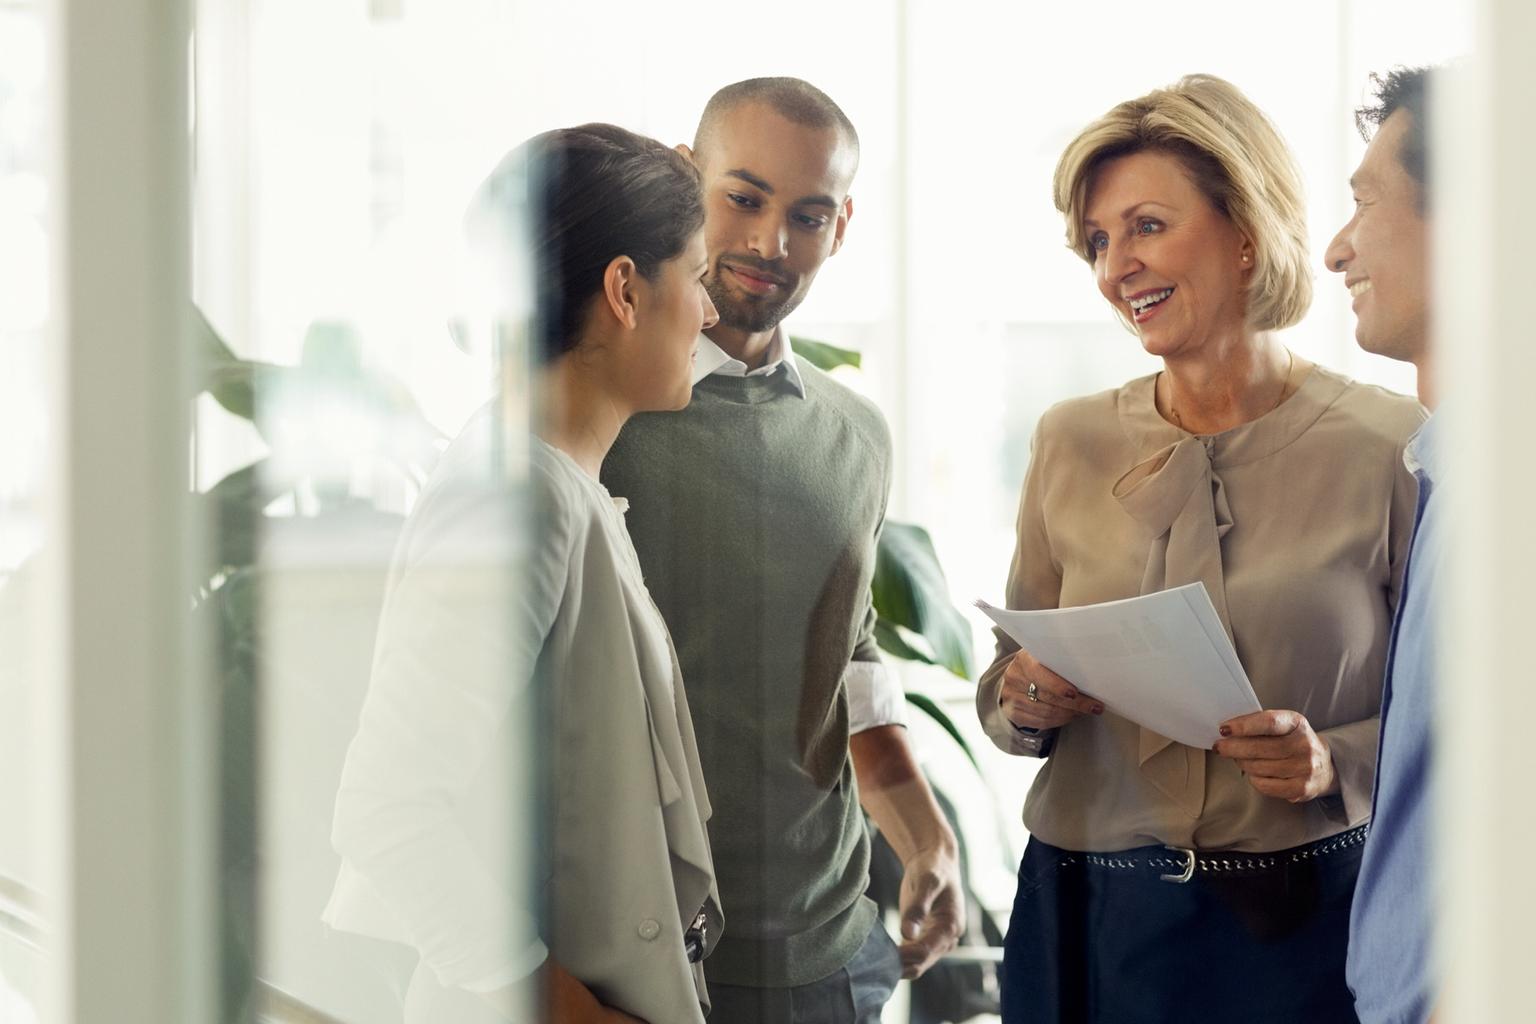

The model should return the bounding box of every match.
[694,77,860,172]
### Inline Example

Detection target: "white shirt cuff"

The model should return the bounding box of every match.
[846,660,907,733]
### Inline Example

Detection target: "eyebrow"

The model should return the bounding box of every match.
[724,168,840,211]
[1081,200,1175,228]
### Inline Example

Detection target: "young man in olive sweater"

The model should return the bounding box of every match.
[603,78,963,1023]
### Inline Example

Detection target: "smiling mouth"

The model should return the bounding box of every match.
[1349,280,1372,298]
[723,263,788,293]
[1128,287,1174,321]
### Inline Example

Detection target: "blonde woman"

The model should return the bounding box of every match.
[976,76,1424,1021]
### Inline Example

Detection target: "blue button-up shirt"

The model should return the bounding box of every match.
[1347,412,1442,1024]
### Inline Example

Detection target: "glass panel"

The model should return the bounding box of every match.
[188,3,1474,1022]
[195,2,533,1021]
[0,11,51,1024]
[0,2,51,1020]
[0,0,1491,1019]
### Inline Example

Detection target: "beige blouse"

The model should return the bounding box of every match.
[976,365,1426,853]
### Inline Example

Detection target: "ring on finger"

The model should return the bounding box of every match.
[1026,682,1040,702]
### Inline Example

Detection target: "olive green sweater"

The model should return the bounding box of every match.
[602,360,891,988]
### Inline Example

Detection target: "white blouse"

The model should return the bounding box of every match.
[325,406,720,1022]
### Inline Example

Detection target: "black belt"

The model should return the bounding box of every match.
[684,909,708,963]
[1057,823,1370,884]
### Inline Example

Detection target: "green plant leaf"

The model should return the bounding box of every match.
[874,618,939,667]
[197,311,445,472]
[789,336,862,371]
[207,361,298,428]
[904,691,979,771]
[196,306,292,431]
[196,306,256,420]
[873,520,974,679]
[195,305,238,367]
[201,460,268,576]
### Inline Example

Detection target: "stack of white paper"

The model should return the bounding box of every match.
[976,583,1261,749]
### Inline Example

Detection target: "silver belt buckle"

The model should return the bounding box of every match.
[1161,845,1196,883]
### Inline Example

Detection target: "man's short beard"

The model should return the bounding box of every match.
[705,277,797,334]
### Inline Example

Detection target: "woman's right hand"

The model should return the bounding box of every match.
[548,962,649,1023]
[997,649,1103,730]
[497,961,649,1024]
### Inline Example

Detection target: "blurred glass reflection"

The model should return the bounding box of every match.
[181,2,1473,1022]
[193,3,532,1019]
[0,4,50,1021]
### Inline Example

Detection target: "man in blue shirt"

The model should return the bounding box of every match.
[1324,65,1440,1023]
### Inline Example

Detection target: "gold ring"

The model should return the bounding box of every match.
[1027,682,1040,702]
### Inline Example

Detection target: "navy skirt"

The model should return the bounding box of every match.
[1001,826,1366,1024]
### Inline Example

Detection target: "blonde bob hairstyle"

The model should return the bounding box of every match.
[1052,74,1312,333]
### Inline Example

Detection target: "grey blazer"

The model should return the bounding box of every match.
[325,410,721,1023]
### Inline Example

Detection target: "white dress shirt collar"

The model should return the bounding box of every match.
[692,326,806,398]
[1402,409,1444,485]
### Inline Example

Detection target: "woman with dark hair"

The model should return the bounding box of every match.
[325,124,721,1024]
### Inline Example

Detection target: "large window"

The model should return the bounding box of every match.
[192,2,1475,1021]
[4,1,1509,1022]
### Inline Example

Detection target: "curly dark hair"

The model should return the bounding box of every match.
[468,123,704,363]
[1355,66,1431,208]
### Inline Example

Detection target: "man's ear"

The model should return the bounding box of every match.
[675,142,695,164]
[829,195,854,257]
[600,255,641,330]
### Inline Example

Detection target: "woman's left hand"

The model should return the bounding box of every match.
[1213,710,1339,803]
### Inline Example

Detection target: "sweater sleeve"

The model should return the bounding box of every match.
[847,407,895,725]
[977,419,1064,756]
[330,454,566,989]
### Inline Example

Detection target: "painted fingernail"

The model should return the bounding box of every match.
[1065,690,1078,700]
[1093,704,1105,715]
[1219,725,1232,737]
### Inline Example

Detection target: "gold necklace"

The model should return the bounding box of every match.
[1164,349,1295,433]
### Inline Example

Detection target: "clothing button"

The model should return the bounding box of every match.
[638,919,661,941]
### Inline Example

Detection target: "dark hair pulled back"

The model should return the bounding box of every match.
[469,123,704,362]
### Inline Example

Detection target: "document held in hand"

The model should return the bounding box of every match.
[976,583,1262,749]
